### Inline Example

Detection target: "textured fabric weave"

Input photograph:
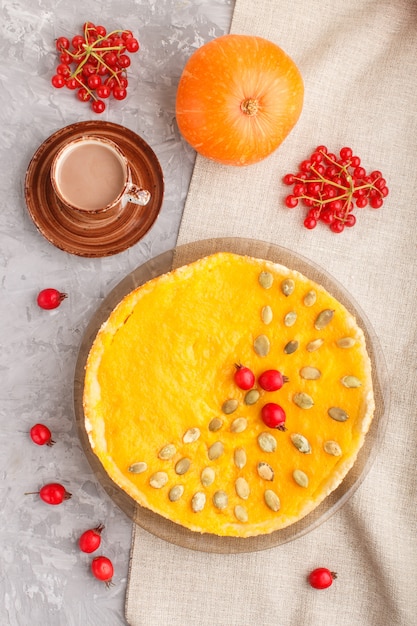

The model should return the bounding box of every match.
[126,1,417,624]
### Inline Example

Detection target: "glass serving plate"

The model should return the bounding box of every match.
[73,237,390,553]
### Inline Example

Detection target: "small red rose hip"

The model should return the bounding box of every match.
[261,402,286,430]
[308,567,337,589]
[91,555,114,587]
[25,483,72,505]
[234,364,255,390]
[30,423,55,446]
[258,369,289,391]
[37,288,67,310]
[79,524,105,553]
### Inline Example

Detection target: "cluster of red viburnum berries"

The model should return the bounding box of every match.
[51,22,140,114]
[283,146,389,233]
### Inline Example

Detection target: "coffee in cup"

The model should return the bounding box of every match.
[51,136,151,214]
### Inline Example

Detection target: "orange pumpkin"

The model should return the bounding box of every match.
[175,34,304,166]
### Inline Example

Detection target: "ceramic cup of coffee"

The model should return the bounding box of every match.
[50,135,151,215]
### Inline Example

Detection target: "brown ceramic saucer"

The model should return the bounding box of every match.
[24,121,164,257]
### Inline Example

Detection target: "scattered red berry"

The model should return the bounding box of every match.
[96,84,111,99]
[92,100,106,114]
[117,54,131,69]
[258,369,288,391]
[283,146,389,233]
[285,194,298,208]
[52,22,140,113]
[72,34,85,49]
[113,86,127,101]
[79,524,105,553]
[87,74,102,90]
[308,567,337,589]
[261,403,286,430]
[125,38,140,53]
[77,87,91,102]
[56,63,71,76]
[30,423,55,446]
[51,74,66,88]
[26,483,72,505]
[91,556,114,586]
[234,364,255,390]
[65,77,78,90]
[95,24,107,37]
[37,288,67,310]
[56,36,70,52]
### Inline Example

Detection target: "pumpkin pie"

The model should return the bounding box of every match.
[83,252,374,537]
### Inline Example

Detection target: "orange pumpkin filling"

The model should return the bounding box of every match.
[83,252,374,537]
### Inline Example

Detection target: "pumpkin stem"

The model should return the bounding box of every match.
[241,98,259,116]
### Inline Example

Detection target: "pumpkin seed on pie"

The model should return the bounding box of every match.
[83,252,375,538]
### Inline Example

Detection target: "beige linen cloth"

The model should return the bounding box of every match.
[126,0,417,624]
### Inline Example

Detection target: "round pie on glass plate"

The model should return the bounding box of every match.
[83,251,375,538]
